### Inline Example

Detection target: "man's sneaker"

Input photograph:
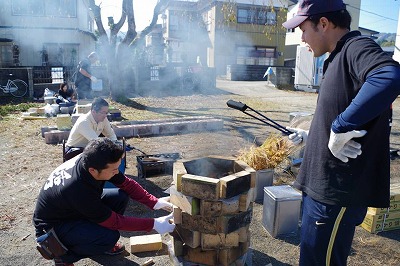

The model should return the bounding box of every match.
[104,241,125,255]
[54,258,74,266]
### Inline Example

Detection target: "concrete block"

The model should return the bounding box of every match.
[41,126,57,138]
[44,130,70,144]
[113,125,134,138]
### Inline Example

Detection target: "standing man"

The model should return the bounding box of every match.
[64,97,116,161]
[34,138,175,266]
[75,52,98,99]
[284,0,400,265]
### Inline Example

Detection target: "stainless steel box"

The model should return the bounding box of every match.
[254,169,274,202]
[262,185,302,238]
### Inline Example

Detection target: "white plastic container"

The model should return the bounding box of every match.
[91,79,103,91]
[262,185,302,238]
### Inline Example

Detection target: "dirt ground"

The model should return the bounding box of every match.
[0,80,399,266]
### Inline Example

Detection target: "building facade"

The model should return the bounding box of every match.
[0,0,96,67]
[159,0,289,76]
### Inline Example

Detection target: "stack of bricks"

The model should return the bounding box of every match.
[169,156,256,265]
[361,184,400,233]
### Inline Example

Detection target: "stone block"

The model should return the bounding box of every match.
[44,130,70,144]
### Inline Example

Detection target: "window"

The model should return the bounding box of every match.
[12,0,45,16]
[237,7,276,25]
[12,0,77,17]
[236,46,276,65]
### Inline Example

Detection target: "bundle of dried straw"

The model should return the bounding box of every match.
[238,134,294,170]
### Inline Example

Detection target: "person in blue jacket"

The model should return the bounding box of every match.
[283,0,400,265]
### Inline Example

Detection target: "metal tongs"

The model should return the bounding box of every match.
[226,100,293,135]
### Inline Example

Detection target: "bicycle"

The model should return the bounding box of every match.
[1,74,28,97]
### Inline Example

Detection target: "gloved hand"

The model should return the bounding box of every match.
[153,196,173,212]
[153,213,175,234]
[286,127,309,145]
[328,129,367,163]
[90,76,98,82]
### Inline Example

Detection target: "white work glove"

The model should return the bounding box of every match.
[286,127,309,145]
[153,196,173,212]
[90,76,98,82]
[153,213,175,234]
[328,129,367,163]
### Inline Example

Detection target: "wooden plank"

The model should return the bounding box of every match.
[181,174,220,200]
[219,171,251,198]
[130,234,162,253]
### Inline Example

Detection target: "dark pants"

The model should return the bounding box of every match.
[76,82,92,99]
[54,188,129,263]
[299,194,367,266]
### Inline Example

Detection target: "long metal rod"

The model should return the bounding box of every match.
[242,110,292,135]
[245,106,292,135]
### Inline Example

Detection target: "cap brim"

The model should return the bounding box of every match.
[282,15,308,29]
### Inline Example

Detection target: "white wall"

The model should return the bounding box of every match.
[393,7,400,63]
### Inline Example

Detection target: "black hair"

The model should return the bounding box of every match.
[308,9,351,30]
[81,138,124,172]
[91,97,109,112]
[60,82,68,90]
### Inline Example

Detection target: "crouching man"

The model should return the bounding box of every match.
[33,138,175,266]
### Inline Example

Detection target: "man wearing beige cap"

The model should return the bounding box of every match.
[284,0,400,265]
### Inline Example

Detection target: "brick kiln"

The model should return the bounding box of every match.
[169,156,256,265]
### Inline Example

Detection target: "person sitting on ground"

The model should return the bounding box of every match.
[55,82,76,106]
[64,97,116,161]
[33,137,175,266]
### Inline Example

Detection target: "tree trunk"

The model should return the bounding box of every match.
[88,0,171,101]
